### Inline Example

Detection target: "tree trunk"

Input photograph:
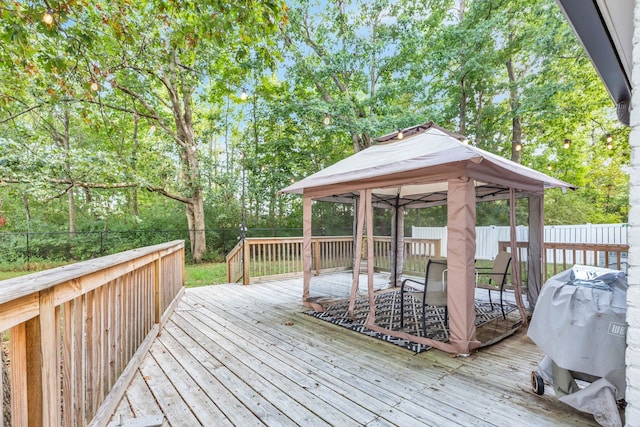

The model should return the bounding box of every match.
[506,34,522,163]
[458,1,467,136]
[62,110,76,236]
[131,113,140,217]
[163,56,207,263]
[21,193,30,230]
[68,189,76,235]
[352,132,371,153]
[185,191,206,263]
[475,91,484,142]
[460,76,467,135]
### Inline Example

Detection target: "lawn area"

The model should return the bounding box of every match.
[184,262,228,287]
[0,262,228,288]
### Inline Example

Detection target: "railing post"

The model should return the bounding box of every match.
[38,288,59,426]
[314,238,320,276]
[154,257,162,324]
[434,240,441,259]
[242,240,250,285]
[9,288,59,427]
[9,324,27,427]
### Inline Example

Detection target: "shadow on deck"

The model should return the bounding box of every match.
[111,273,598,426]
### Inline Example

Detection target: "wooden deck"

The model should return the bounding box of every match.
[110,273,598,426]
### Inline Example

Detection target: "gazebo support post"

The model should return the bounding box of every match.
[390,195,405,287]
[446,177,481,354]
[527,193,544,313]
[509,189,528,325]
[364,190,376,323]
[348,191,367,319]
[302,195,313,305]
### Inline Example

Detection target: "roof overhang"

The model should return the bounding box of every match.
[556,0,633,125]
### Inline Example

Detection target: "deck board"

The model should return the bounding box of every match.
[111,273,599,426]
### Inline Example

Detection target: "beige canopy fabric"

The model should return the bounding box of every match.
[282,122,575,354]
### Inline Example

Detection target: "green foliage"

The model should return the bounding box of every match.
[0,0,631,267]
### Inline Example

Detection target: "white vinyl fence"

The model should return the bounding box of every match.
[412,223,629,262]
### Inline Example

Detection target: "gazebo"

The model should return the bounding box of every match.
[282,122,574,354]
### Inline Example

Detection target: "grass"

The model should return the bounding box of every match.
[0,262,228,288]
[185,262,227,287]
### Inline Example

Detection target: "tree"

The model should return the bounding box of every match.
[281,0,449,153]
[0,1,286,261]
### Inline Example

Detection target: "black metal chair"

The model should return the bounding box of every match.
[475,251,511,319]
[400,258,448,335]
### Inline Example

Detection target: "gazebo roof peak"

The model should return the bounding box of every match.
[375,121,467,144]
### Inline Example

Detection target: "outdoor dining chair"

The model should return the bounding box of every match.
[400,258,448,335]
[475,251,512,319]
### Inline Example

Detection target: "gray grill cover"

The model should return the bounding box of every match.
[528,265,627,396]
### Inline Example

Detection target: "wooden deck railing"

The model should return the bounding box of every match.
[499,240,629,283]
[226,236,354,285]
[0,240,185,427]
[373,236,441,275]
[227,236,629,286]
[226,236,441,285]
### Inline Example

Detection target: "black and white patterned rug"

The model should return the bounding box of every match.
[307,290,517,353]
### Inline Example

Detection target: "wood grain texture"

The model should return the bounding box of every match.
[109,273,601,426]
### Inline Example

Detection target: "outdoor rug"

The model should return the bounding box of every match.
[306,290,517,353]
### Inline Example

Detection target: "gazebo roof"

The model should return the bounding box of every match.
[281,122,575,208]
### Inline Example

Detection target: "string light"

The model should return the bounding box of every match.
[322,113,332,126]
[90,80,99,91]
[515,142,522,152]
[397,129,404,140]
[606,134,613,150]
[43,9,54,25]
[240,88,248,101]
[547,164,552,171]
[563,138,571,149]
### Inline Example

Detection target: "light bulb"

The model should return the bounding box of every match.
[606,134,613,143]
[607,142,613,150]
[563,138,571,149]
[240,88,248,101]
[90,81,99,91]
[547,164,552,171]
[43,9,54,25]
[323,113,331,126]
[397,130,404,140]
[515,143,522,152]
